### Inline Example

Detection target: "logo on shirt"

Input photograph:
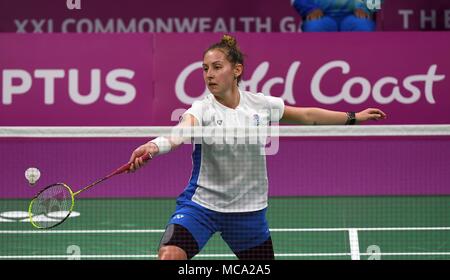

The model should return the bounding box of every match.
[209,113,223,126]
[253,114,260,126]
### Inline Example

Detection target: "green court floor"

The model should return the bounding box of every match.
[0,196,449,260]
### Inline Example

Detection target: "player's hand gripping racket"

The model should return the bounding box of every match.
[28,153,152,229]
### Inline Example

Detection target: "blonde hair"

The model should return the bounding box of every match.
[221,34,238,49]
[204,34,245,84]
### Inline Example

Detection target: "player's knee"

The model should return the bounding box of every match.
[158,245,188,260]
[158,224,200,259]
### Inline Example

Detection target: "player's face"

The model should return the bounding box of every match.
[203,49,236,96]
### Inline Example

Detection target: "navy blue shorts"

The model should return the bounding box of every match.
[166,202,271,253]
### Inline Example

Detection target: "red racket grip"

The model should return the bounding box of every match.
[113,153,152,176]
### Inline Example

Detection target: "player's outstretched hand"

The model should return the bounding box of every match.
[356,108,387,123]
[128,142,159,173]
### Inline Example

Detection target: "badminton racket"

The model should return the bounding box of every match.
[28,153,152,229]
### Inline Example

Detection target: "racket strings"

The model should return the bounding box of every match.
[29,184,73,229]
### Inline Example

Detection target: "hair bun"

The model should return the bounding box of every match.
[221,34,237,49]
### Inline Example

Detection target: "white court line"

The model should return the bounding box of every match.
[271,227,450,232]
[350,227,450,231]
[0,255,157,259]
[360,252,450,256]
[1,252,450,259]
[348,229,361,260]
[1,227,449,234]
[0,253,356,259]
[0,229,165,234]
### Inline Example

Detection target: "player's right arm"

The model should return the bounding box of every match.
[128,113,198,172]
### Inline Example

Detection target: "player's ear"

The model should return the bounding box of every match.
[233,63,243,78]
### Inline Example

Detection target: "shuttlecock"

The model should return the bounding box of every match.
[25,167,41,186]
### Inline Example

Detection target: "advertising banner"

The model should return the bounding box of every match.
[379,0,450,31]
[1,32,449,198]
[0,0,302,33]
[2,33,449,125]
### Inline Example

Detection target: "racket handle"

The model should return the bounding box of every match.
[115,153,152,175]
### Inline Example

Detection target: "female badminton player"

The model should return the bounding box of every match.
[128,34,387,260]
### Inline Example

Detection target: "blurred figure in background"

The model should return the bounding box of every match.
[293,0,379,32]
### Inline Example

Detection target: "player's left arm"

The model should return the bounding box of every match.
[280,106,387,125]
